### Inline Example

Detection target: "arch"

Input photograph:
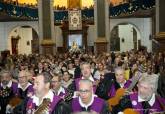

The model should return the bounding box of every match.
[110,22,141,52]
[110,22,142,39]
[7,24,39,54]
[8,24,38,35]
[110,18,152,52]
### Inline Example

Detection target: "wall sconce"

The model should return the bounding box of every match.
[27,41,30,45]
[122,38,125,43]
[149,34,152,40]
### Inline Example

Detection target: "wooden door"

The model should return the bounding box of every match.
[11,38,19,54]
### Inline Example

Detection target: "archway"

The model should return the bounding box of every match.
[110,23,141,52]
[8,26,39,54]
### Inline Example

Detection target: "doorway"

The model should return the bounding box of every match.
[110,23,141,52]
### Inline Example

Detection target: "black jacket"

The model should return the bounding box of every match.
[52,100,71,114]
[158,73,165,98]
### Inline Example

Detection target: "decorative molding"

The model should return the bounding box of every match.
[41,39,55,45]
[153,32,165,52]
[95,37,108,54]
[0,1,155,22]
[95,37,108,43]
[155,32,165,39]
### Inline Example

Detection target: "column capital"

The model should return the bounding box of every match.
[95,37,108,43]
[155,32,165,38]
[95,37,108,55]
[41,39,55,46]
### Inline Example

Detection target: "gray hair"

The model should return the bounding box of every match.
[138,73,159,92]
[37,72,52,83]
[80,62,91,70]
[114,67,124,74]
[52,73,62,81]
[79,79,93,88]
[0,69,12,77]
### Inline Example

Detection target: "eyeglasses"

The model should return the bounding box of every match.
[51,81,59,83]
[79,89,91,94]
[18,76,27,79]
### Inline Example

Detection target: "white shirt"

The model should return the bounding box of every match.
[79,94,96,110]
[138,93,155,106]
[18,82,32,91]
[68,69,75,76]
[57,86,66,96]
[1,80,12,88]
[91,69,100,80]
[117,93,156,114]
[82,76,95,82]
[32,90,54,106]
[61,79,73,88]
[119,80,127,88]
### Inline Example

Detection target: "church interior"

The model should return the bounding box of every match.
[0,0,165,114]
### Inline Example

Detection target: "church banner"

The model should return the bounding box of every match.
[68,10,82,30]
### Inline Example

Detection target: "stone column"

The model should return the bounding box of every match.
[155,0,165,52]
[94,0,109,54]
[38,0,55,55]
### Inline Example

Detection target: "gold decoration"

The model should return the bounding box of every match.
[41,39,55,46]
[95,37,108,43]
[68,0,81,9]
[155,32,165,39]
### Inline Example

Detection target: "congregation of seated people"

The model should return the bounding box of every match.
[0,49,165,114]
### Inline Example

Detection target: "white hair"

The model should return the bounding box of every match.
[139,73,159,92]
[0,69,12,77]
[115,67,124,74]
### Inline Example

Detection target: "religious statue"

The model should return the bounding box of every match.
[72,41,78,48]
[69,41,81,53]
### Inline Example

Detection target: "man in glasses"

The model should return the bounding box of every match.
[72,79,109,114]
[7,70,34,114]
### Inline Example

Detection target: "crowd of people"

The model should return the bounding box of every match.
[0,49,165,114]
